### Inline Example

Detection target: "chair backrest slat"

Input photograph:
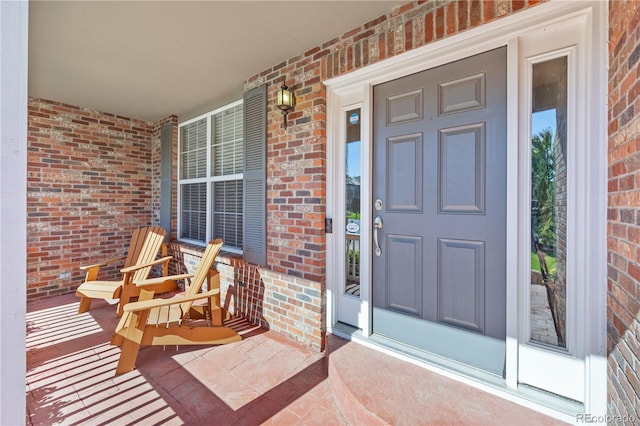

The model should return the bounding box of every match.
[180,239,223,314]
[130,226,167,282]
[124,227,145,268]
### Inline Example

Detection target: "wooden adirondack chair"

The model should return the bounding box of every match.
[75,226,177,317]
[111,239,241,375]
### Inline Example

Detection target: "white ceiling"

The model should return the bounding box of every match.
[29,1,401,122]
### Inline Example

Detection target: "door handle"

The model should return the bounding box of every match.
[374,216,383,256]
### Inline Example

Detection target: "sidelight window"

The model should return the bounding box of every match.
[344,108,362,298]
[529,56,568,349]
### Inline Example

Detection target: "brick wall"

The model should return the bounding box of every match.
[607,1,640,419]
[27,98,158,300]
[552,70,568,347]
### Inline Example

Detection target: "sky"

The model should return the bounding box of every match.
[346,140,361,178]
[532,108,556,137]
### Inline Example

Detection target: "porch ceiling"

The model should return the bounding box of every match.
[28,1,401,122]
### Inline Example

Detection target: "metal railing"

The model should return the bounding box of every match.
[345,234,360,283]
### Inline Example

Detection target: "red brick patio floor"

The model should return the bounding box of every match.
[26,293,566,425]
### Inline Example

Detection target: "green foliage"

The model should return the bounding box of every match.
[532,127,556,248]
[530,252,556,274]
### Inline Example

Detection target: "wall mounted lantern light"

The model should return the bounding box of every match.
[276,83,296,128]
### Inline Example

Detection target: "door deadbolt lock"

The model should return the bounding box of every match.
[375,199,383,211]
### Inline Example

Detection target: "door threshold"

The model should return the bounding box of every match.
[330,322,582,423]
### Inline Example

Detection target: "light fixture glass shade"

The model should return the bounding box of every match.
[277,85,295,110]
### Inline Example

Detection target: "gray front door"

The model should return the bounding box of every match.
[372,47,507,375]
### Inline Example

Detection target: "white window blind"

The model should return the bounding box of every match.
[180,118,207,179]
[212,104,243,176]
[180,182,207,242]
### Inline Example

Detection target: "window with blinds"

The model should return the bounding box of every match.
[178,101,244,251]
[211,103,243,249]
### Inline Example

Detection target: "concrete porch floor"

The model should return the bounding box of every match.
[26,293,566,425]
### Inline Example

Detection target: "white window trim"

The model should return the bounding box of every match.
[178,99,244,253]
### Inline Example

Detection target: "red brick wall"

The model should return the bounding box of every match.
[607,1,640,419]
[27,98,157,300]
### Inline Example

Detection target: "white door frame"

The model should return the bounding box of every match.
[325,0,606,417]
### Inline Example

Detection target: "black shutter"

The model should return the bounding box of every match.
[160,123,173,240]
[243,85,267,265]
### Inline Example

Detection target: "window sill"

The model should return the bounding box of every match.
[168,240,243,267]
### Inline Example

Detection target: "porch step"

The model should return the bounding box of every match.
[326,334,568,425]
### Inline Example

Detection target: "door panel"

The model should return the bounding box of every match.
[438,124,485,214]
[387,89,424,125]
[438,72,486,115]
[438,238,485,333]
[385,234,423,316]
[387,134,423,212]
[372,47,507,374]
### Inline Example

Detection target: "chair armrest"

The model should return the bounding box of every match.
[134,273,194,287]
[120,256,172,273]
[79,256,126,270]
[123,289,221,313]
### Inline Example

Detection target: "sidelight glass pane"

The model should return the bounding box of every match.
[344,108,362,298]
[529,56,567,349]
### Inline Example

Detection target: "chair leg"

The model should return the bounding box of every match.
[111,333,124,347]
[115,339,141,375]
[207,270,223,326]
[114,310,147,375]
[209,294,223,326]
[78,296,92,314]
